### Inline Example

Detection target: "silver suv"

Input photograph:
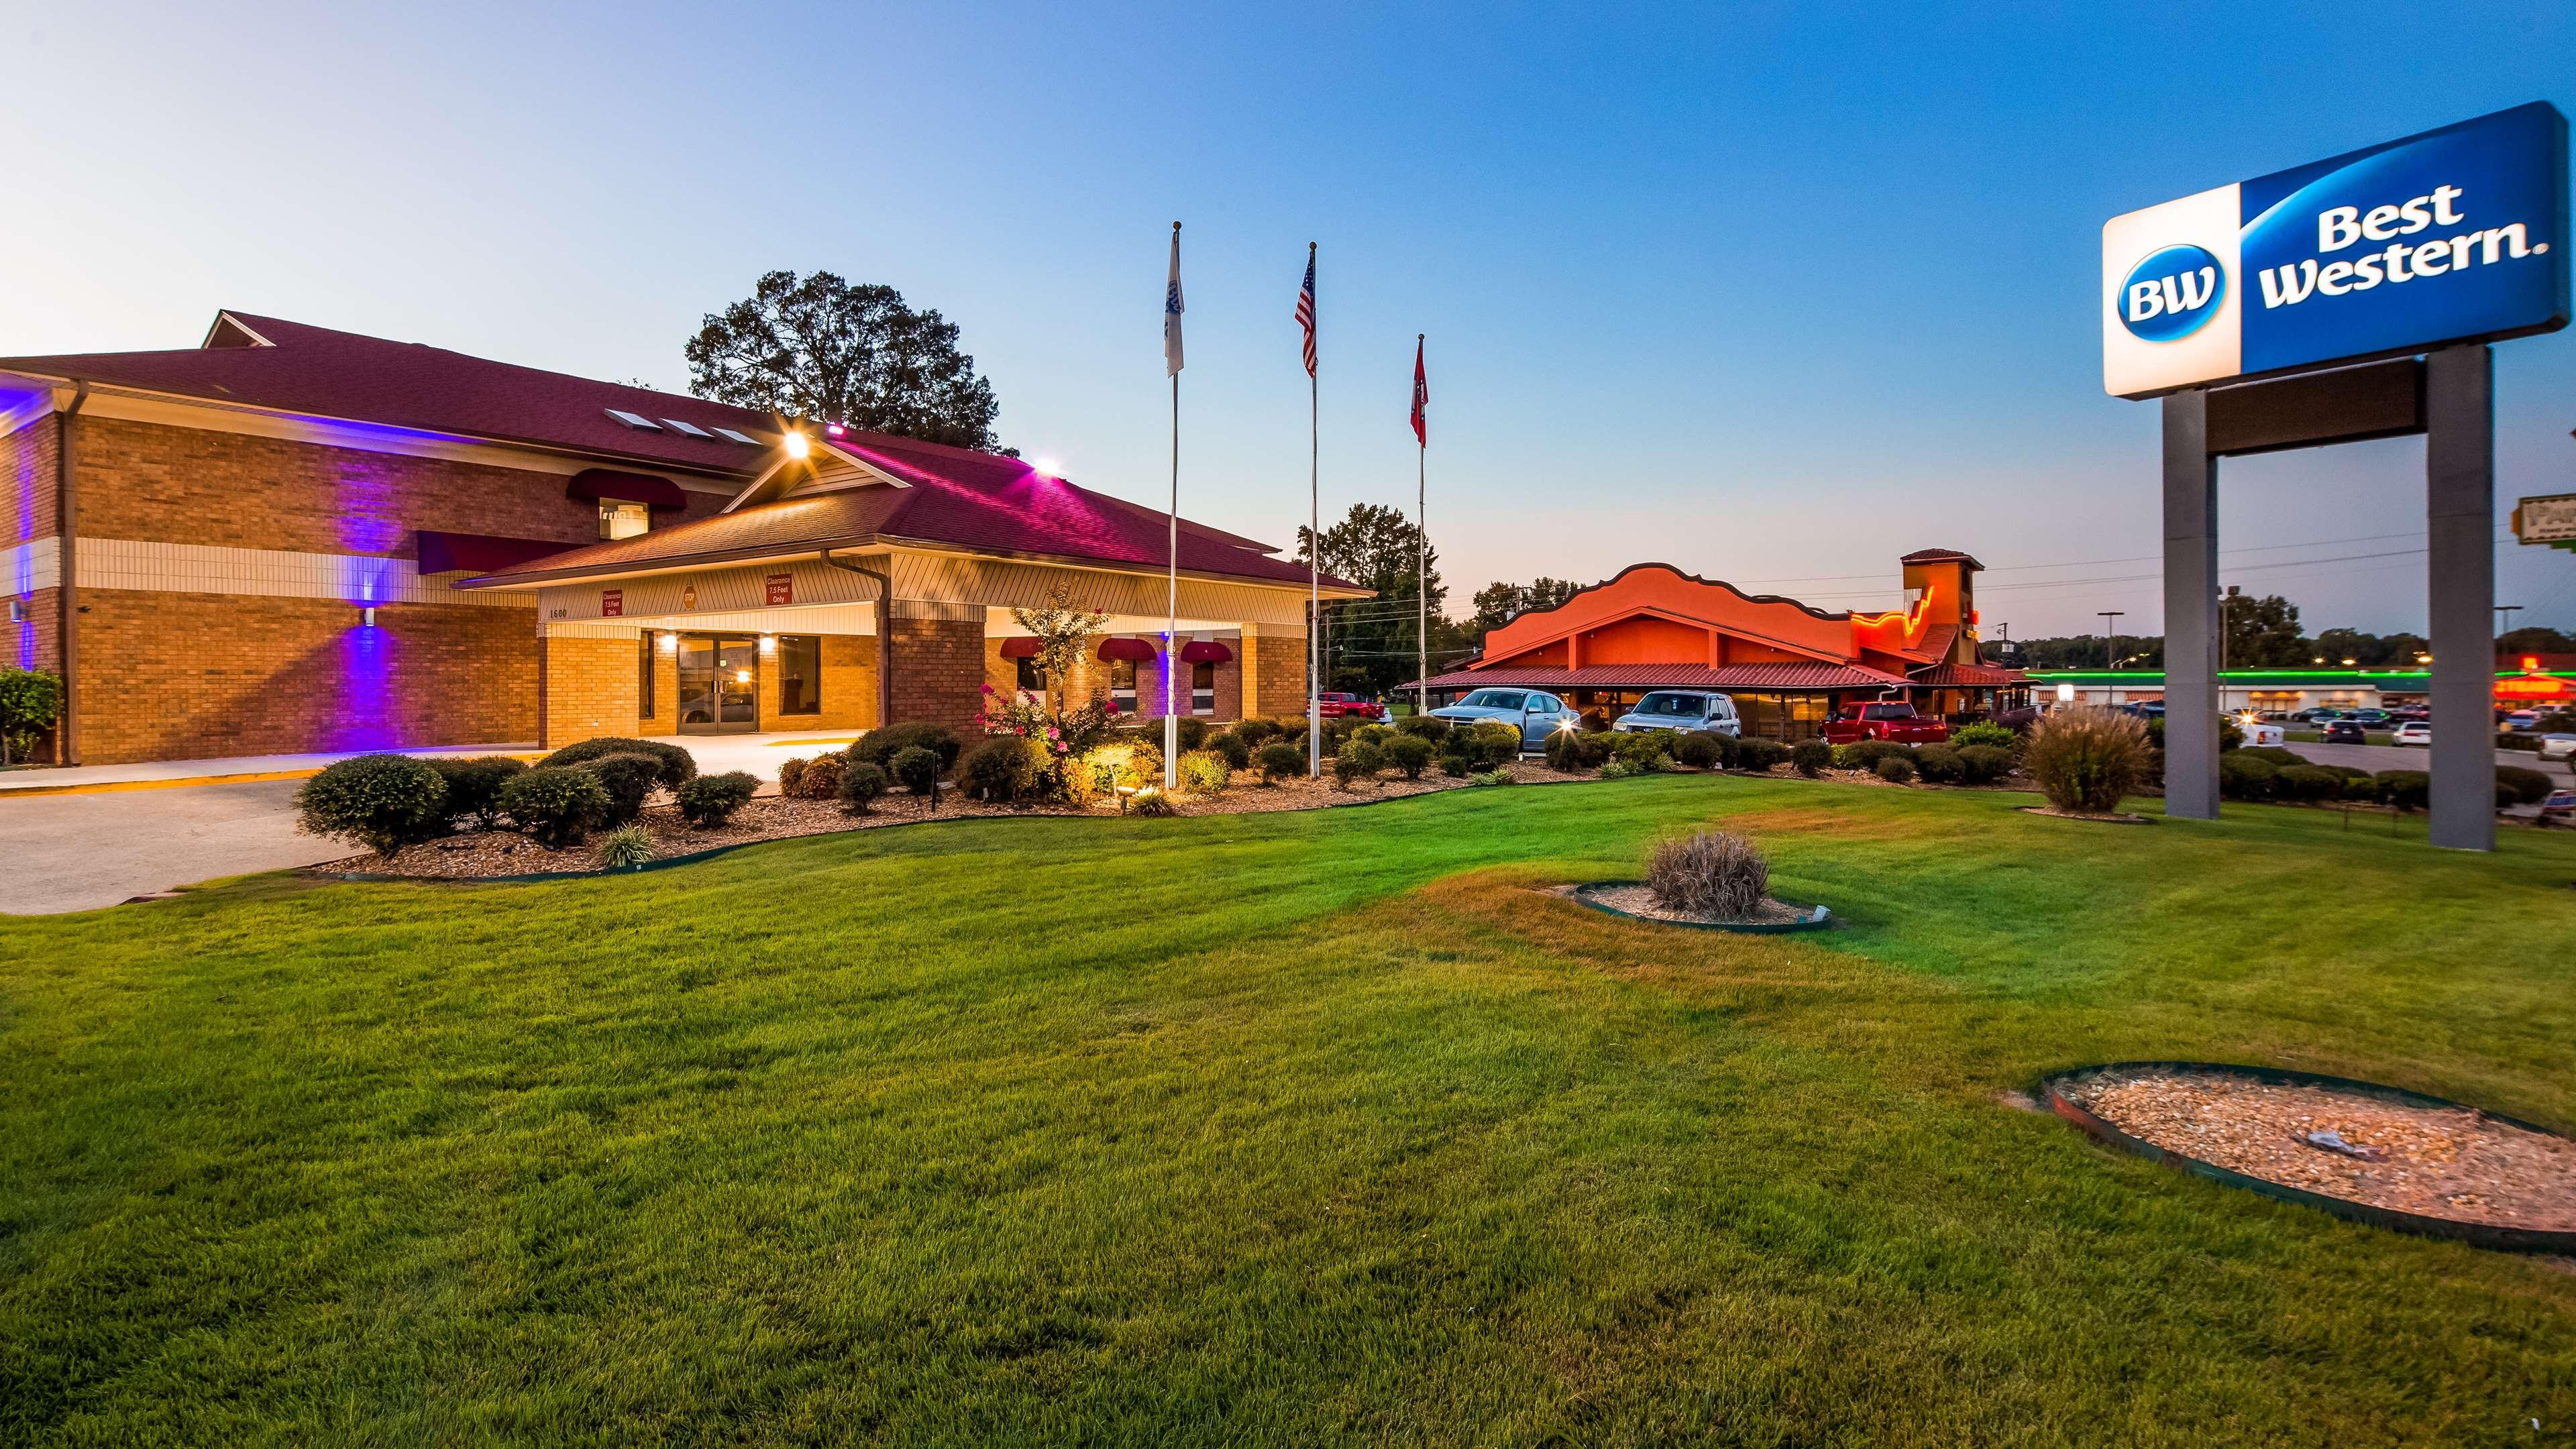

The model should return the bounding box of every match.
[1611,690,1741,737]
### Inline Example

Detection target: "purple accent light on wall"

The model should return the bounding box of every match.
[334,553,402,605]
[327,620,401,751]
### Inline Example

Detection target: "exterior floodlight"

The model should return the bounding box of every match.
[781,431,810,460]
[2056,682,2076,704]
[360,606,377,628]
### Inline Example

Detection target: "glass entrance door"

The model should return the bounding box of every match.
[678,635,759,733]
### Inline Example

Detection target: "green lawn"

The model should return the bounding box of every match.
[5,777,2575,1446]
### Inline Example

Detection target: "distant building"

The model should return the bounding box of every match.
[1413,548,2027,740]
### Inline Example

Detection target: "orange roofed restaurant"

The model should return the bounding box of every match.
[1419,549,2029,740]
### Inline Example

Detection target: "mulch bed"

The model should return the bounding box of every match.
[331,759,1572,879]
[2062,1068,2576,1232]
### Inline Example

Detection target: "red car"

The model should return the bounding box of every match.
[1316,692,1388,722]
[1820,701,1950,746]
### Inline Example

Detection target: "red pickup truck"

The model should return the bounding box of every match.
[1821,702,1950,746]
[1317,692,1388,722]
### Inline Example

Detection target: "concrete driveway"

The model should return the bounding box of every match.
[0,778,347,915]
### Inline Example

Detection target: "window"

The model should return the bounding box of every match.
[1192,661,1216,715]
[1635,692,1707,718]
[599,500,651,540]
[1016,657,1047,693]
[1110,657,1138,712]
[1459,689,1526,711]
[660,418,714,438]
[639,633,656,718]
[605,409,661,430]
[712,426,761,445]
[778,635,821,715]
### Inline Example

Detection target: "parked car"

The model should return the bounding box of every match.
[2343,708,2394,727]
[1820,701,1950,746]
[2500,710,2542,733]
[2290,708,2338,722]
[1610,690,1742,737]
[1426,688,1576,747]
[2320,719,2369,744]
[2237,718,2286,747]
[2542,789,2576,825]
[2392,721,2430,748]
[2540,733,2576,761]
[2390,706,2430,722]
[1314,692,1387,722]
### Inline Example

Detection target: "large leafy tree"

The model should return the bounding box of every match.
[1297,504,1468,695]
[1468,577,1581,643]
[686,271,1004,451]
[2221,592,2308,667]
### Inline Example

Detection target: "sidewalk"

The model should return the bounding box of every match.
[0,731,868,796]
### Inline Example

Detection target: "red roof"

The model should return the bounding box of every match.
[1908,661,2025,688]
[466,457,1356,592]
[1899,547,1985,570]
[1412,662,1909,692]
[0,311,777,476]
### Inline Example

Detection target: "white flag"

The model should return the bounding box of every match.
[1164,223,1185,376]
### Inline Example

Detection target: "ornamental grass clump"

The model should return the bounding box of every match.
[597,824,655,869]
[2023,706,2151,816]
[1646,829,1768,920]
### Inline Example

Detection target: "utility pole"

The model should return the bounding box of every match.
[2098,611,2125,672]
[2495,604,2523,640]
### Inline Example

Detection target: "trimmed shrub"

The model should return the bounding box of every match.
[1393,714,1450,743]
[1735,738,1790,772]
[676,771,758,826]
[1544,724,1586,771]
[1955,744,2013,784]
[2343,773,2382,802]
[0,665,63,764]
[425,755,524,829]
[1949,722,2018,750]
[1351,723,1394,749]
[295,753,449,853]
[1256,741,1303,784]
[1913,745,1964,784]
[598,824,655,868]
[1647,830,1768,918]
[1233,717,1285,747]
[2375,769,2430,812]
[1383,734,1434,780]
[1792,739,1832,777]
[2218,753,2277,800]
[1210,731,1253,771]
[2023,706,2150,815]
[500,767,611,848]
[1178,749,1233,794]
[1672,733,1722,769]
[890,745,943,809]
[795,754,846,800]
[777,757,808,796]
[1613,730,1677,769]
[1833,739,1916,771]
[538,736,695,788]
[1175,716,1212,751]
[959,735,1040,804]
[853,721,961,773]
[580,751,665,824]
[1874,754,1917,784]
[1439,743,1477,777]
[1707,732,1741,770]
[2273,764,2345,803]
[2238,745,2303,769]
[839,761,890,812]
[2497,765,2555,806]
[1332,742,1382,790]
[1599,757,1646,780]
[1468,721,1523,768]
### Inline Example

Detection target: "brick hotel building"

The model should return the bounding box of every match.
[1,312,1359,765]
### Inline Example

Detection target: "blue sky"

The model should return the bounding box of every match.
[3,1,2571,637]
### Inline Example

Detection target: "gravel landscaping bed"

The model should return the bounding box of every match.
[1576,882,1817,926]
[330,759,1569,879]
[2062,1068,2576,1232]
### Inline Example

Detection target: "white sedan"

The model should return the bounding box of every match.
[2540,733,2576,761]
[2392,721,2431,748]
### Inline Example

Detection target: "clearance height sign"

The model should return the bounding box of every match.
[2104,103,2569,398]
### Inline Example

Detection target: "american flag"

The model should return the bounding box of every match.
[1295,249,1316,378]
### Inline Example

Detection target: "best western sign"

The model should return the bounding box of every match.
[2104,103,2569,398]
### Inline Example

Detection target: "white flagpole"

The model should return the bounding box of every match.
[1416,333,1428,721]
[1165,222,1182,790]
[1307,243,1321,778]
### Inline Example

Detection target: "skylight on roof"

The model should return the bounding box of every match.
[712,427,761,445]
[606,409,661,431]
[661,418,714,438]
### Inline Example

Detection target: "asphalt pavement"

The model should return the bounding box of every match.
[2285,739,2572,782]
[0,779,341,916]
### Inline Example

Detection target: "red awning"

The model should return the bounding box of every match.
[1097,637,1159,662]
[1178,640,1233,663]
[998,637,1041,659]
[566,468,688,508]
[415,529,579,574]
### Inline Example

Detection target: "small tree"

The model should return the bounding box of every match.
[979,586,1121,801]
[0,667,62,765]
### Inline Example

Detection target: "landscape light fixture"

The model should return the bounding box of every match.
[360,606,376,628]
[2342,657,2357,666]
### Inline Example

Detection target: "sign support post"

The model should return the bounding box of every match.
[2425,343,2496,851]
[2161,389,2220,822]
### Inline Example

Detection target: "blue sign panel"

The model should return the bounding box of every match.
[2104,103,2569,398]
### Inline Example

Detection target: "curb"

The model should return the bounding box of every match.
[1568,880,1834,934]
[2038,1060,2576,1254]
